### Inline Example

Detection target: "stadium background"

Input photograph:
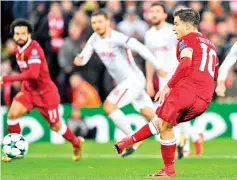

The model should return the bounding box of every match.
[1,0,237,142]
[1,1,237,180]
[0,1,237,142]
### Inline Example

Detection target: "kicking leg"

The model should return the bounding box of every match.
[121,106,156,157]
[114,118,176,178]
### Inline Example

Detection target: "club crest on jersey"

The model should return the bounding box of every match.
[31,48,39,59]
[179,40,188,52]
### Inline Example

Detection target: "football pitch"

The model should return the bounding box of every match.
[1,139,237,180]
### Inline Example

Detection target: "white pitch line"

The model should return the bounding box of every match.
[25,154,237,159]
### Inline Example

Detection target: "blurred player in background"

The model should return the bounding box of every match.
[216,42,237,97]
[0,19,83,162]
[145,2,204,159]
[115,8,219,178]
[74,10,166,157]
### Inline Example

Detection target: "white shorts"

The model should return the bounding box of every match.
[107,77,155,112]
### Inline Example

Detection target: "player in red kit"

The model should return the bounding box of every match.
[114,8,219,178]
[0,19,84,162]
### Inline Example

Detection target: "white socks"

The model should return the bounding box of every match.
[160,138,177,146]
[148,121,159,135]
[109,109,134,136]
[7,119,20,125]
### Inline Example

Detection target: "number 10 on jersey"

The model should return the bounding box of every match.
[199,43,217,77]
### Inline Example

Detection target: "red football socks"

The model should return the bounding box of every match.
[63,127,80,148]
[8,123,21,134]
[161,144,176,167]
[132,124,152,143]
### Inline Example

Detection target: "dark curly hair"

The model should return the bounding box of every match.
[10,18,33,35]
[173,8,200,27]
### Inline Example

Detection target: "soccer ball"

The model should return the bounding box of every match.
[1,133,28,158]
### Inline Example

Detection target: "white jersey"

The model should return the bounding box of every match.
[145,23,179,74]
[79,29,162,83]
[218,42,237,81]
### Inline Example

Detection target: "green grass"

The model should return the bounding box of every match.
[1,139,237,180]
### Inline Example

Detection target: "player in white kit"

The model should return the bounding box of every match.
[74,10,167,157]
[144,3,205,158]
[216,42,237,97]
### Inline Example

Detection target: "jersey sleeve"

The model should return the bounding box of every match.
[218,42,237,81]
[78,34,95,66]
[178,38,193,55]
[114,31,162,69]
[28,45,43,65]
[113,31,131,46]
[3,45,41,83]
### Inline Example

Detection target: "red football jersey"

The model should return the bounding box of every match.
[14,39,58,94]
[176,32,219,102]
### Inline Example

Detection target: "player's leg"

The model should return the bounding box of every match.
[149,120,176,177]
[175,124,188,159]
[7,91,32,134]
[180,122,192,157]
[104,78,143,136]
[140,107,155,121]
[114,87,199,177]
[50,121,84,161]
[37,106,84,161]
[3,92,32,162]
[114,88,181,154]
[193,133,204,156]
[187,122,204,156]
[122,91,159,157]
[120,91,156,157]
[7,101,28,134]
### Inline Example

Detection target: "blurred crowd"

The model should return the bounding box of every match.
[1,0,237,107]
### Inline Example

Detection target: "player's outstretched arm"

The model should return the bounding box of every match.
[125,38,167,77]
[2,63,40,83]
[74,35,95,66]
[145,61,155,97]
[74,56,83,66]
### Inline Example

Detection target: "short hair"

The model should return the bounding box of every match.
[150,2,167,13]
[91,9,109,19]
[173,8,200,27]
[10,18,33,35]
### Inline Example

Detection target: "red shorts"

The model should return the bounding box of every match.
[156,86,209,126]
[13,90,60,125]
